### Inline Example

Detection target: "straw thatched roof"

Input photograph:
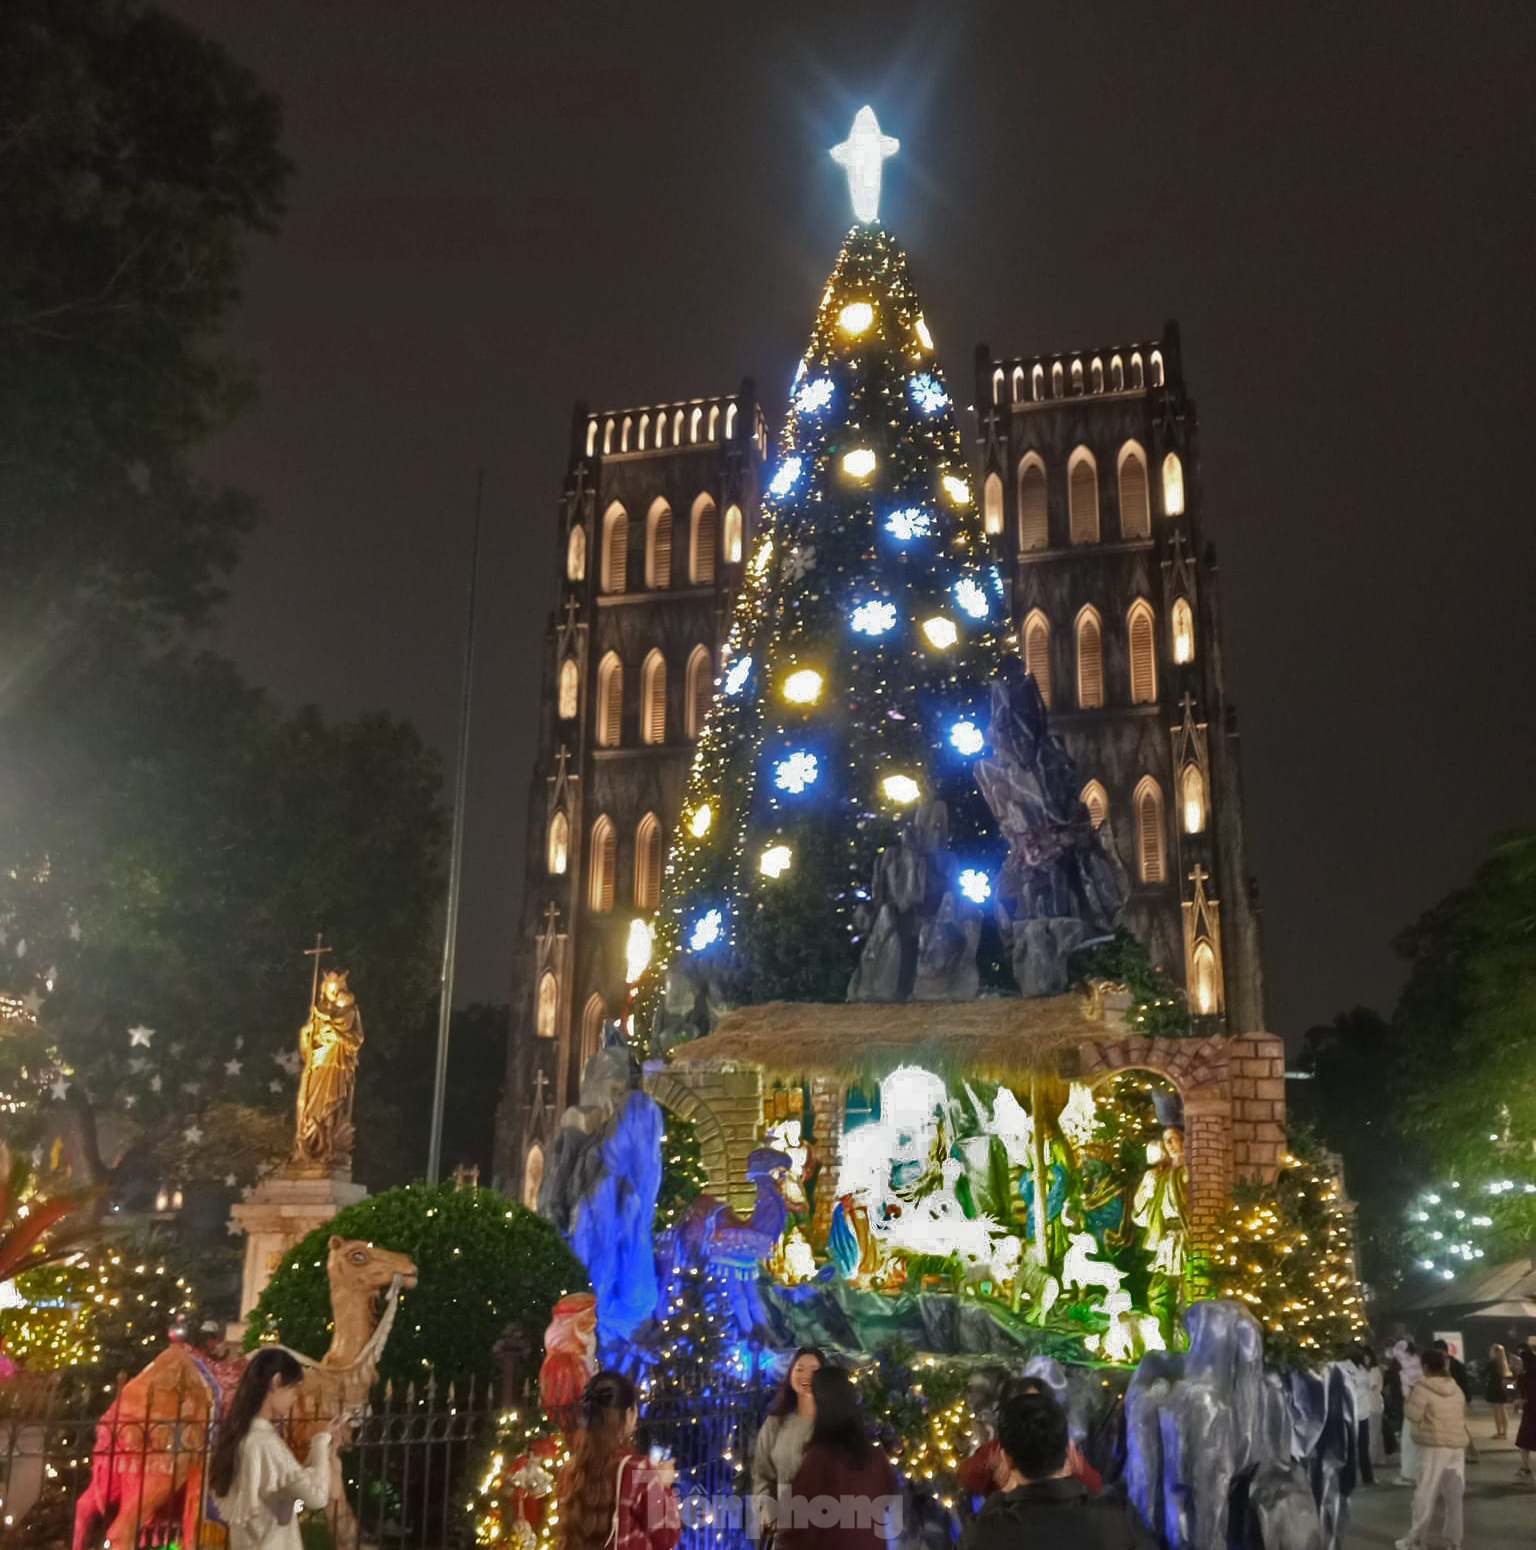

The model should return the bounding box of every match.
[667,993,1119,1085]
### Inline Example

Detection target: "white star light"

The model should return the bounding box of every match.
[184,1124,204,1147]
[223,1173,238,1188]
[49,1077,70,1101]
[830,106,899,224]
[128,1024,155,1048]
[224,1058,243,1076]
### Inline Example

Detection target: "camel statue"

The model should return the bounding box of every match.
[655,1147,789,1337]
[72,1234,416,1550]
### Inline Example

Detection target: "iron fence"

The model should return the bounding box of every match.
[0,1370,499,1550]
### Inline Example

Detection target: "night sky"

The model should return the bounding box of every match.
[166,2,1534,1043]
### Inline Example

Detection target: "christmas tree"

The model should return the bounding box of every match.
[644,114,1007,1017]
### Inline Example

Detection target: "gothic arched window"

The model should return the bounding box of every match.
[641,650,666,745]
[1068,449,1099,544]
[1018,457,1048,552]
[566,525,586,582]
[601,504,628,594]
[588,816,616,912]
[1134,777,1166,884]
[1024,609,1052,707]
[690,495,718,584]
[634,813,663,910]
[685,646,712,740]
[1128,601,1158,705]
[1075,606,1104,709]
[646,500,673,589]
[558,657,579,720]
[1118,443,1151,539]
[535,972,558,1038]
[596,653,623,746]
[547,810,568,875]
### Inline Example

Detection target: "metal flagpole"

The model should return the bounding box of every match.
[427,471,483,1184]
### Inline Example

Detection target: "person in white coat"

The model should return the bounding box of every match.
[210,1347,332,1550]
[1392,1340,1424,1488]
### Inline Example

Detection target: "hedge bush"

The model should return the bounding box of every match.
[247,1182,587,1388]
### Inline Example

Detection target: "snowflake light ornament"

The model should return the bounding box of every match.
[768,456,804,499]
[885,507,932,541]
[781,543,817,582]
[850,600,897,636]
[774,750,819,794]
[908,372,948,413]
[795,376,835,415]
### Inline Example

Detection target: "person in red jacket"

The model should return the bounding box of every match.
[958,1379,1102,1501]
[778,1367,902,1550]
[556,1370,680,1550]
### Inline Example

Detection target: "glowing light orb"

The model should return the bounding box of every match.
[688,804,713,838]
[850,600,897,636]
[914,315,934,349]
[774,750,819,794]
[957,869,991,904]
[841,448,877,479]
[942,473,971,505]
[908,372,948,413]
[723,655,752,696]
[954,577,989,618]
[882,774,921,805]
[795,376,835,415]
[830,106,899,224]
[949,720,984,756]
[758,844,793,879]
[624,918,653,983]
[688,909,723,952]
[768,456,804,499]
[838,301,874,336]
[781,668,823,705]
[885,507,932,541]
[922,616,958,649]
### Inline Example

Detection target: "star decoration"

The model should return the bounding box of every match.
[830,105,900,224]
[269,1078,283,1093]
[128,1025,155,1048]
[14,938,26,959]
[224,1058,243,1076]
[182,1080,200,1095]
[49,1077,69,1101]
[150,1075,163,1093]
[241,1184,254,1201]
[129,1057,148,1074]
[68,921,82,941]
[124,1094,137,1109]
[223,1173,237,1188]
[183,1124,204,1146]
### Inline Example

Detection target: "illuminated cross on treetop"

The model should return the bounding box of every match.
[830,106,899,224]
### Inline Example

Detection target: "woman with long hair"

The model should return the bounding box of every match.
[778,1367,900,1550]
[210,1348,332,1550]
[1485,1342,1512,1439]
[556,1369,679,1550]
[752,1346,823,1535]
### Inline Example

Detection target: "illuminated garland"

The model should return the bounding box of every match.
[1210,1149,1367,1366]
[637,223,1007,1035]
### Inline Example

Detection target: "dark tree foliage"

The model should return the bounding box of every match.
[1069,928,1192,1038]
[0,0,291,655]
[248,1184,588,1390]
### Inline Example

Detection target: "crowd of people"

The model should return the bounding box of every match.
[1344,1335,1536,1550]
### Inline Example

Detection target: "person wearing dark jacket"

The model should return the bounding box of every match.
[960,1391,1155,1550]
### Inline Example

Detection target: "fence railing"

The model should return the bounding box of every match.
[0,1371,499,1550]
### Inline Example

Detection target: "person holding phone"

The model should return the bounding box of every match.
[557,1370,679,1550]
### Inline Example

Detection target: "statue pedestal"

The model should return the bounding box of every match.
[227,1166,367,1333]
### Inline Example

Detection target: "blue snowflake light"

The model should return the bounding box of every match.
[850,600,897,636]
[957,869,992,905]
[768,456,804,500]
[688,908,724,952]
[954,577,989,619]
[885,507,932,541]
[774,750,819,794]
[949,720,985,757]
[795,376,835,415]
[909,372,949,413]
[723,655,752,696]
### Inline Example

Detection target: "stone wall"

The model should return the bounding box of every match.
[643,1062,762,1213]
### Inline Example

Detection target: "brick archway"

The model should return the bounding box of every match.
[642,1070,730,1199]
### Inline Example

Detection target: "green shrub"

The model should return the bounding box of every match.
[247,1182,587,1388]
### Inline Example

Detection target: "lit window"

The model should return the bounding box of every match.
[1018,458,1047,551]
[723,504,744,564]
[634,813,663,910]
[1128,601,1158,704]
[581,994,605,1059]
[1080,781,1108,829]
[1192,941,1218,1014]
[690,495,718,584]
[646,501,673,589]
[1182,765,1206,834]
[1162,453,1185,517]
[596,654,623,746]
[1023,609,1051,707]
[1110,355,1124,391]
[1134,778,1165,884]
[547,810,569,875]
[558,658,579,720]
[1075,607,1104,709]
[589,817,616,912]
[640,651,667,745]
[1068,450,1099,544]
[1090,357,1104,392]
[1172,598,1195,664]
[686,646,713,739]
[1130,352,1145,390]
[536,972,558,1038]
[566,525,586,582]
[983,472,1003,536]
[601,504,629,593]
[1118,444,1150,539]
[1051,362,1064,397]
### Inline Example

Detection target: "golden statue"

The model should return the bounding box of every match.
[293,970,364,1169]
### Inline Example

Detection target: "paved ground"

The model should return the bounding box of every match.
[1343,1407,1533,1548]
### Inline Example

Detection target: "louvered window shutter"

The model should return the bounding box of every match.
[1120,454,1150,538]
[601,661,622,745]
[1138,790,1164,882]
[1025,619,1052,707]
[693,508,717,583]
[1078,617,1103,708]
[605,517,627,592]
[689,651,712,738]
[651,512,672,588]
[591,823,615,912]
[1070,460,1099,543]
[1019,466,1048,551]
[643,659,666,744]
[1130,609,1157,703]
[1084,786,1107,828]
